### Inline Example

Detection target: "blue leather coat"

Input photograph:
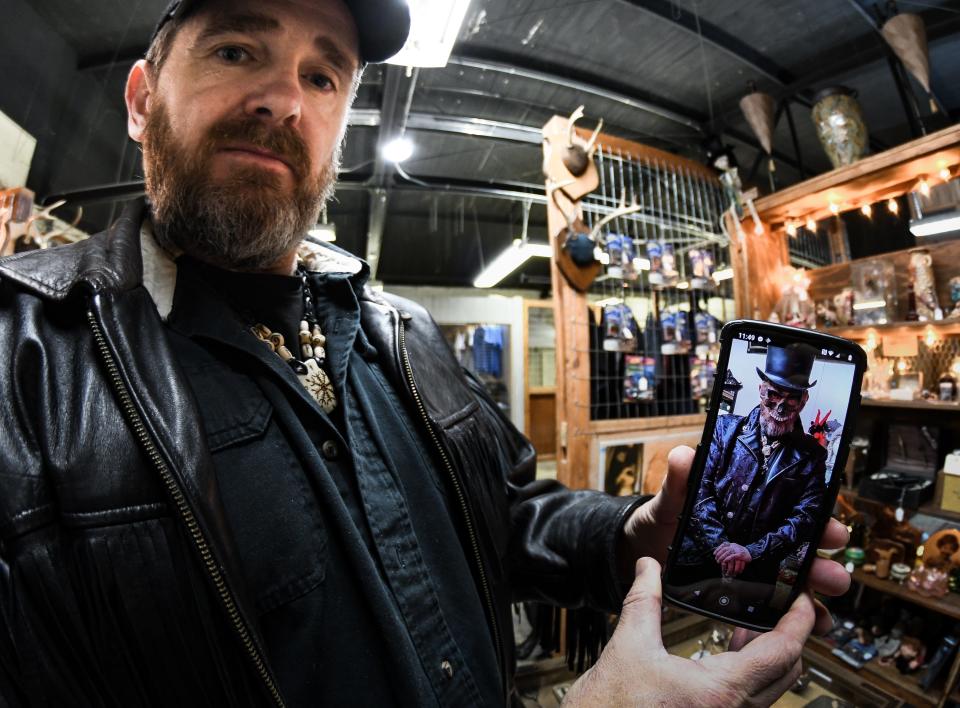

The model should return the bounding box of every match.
[678,406,828,581]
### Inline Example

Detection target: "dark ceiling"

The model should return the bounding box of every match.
[3,0,960,289]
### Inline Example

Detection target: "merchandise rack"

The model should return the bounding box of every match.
[541,115,736,492]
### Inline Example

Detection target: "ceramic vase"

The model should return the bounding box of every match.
[811,87,869,168]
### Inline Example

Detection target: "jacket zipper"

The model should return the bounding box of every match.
[397,320,506,702]
[87,309,285,708]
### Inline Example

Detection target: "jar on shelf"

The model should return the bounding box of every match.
[811,86,869,168]
[939,372,957,401]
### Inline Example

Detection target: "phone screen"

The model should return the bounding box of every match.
[663,321,864,630]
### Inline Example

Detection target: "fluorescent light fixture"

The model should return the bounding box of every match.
[387,0,472,68]
[713,268,734,282]
[910,211,960,238]
[308,223,337,242]
[852,300,886,311]
[473,240,551,288]
[382,136,414,163]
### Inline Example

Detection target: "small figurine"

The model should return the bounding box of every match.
[948,276,960,319]
[817,300,839,328]
[909,248,940,321]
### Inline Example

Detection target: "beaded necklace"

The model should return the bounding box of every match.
[759,420,780,475]
[250,265,336,413]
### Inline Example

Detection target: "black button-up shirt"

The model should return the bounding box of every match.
[162,256,500,706]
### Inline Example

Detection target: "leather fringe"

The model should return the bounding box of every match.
[527,603,609,674]
[565,606,610,674]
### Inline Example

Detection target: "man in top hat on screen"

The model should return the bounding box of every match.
[676,343,828,587]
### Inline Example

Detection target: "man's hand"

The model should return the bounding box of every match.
[618,445,852,635]
[563,558,815,707]
[714,542,751,577]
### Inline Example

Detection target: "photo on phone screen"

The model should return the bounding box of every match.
[663,322,864,630]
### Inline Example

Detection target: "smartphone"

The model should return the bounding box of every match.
[662,319,866,631]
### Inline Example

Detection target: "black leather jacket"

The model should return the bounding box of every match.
[679,406,827,578]
[0,201,641,707]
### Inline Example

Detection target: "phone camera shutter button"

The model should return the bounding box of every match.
[718,595,730,607]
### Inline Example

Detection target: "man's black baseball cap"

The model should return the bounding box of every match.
[151,0,411,64]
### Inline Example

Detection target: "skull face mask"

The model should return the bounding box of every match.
[759,381,808,437]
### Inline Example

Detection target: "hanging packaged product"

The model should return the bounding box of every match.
[602,302,638,352]
[660,310,691,355]
[690,356,717,399]
[694,310,721,347]
[688,249,716,290]
[623,354,656,402]
[605,232,638,280]
[647,241,678,287]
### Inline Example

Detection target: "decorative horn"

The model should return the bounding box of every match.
[566,105,585,148]
[589,199,643,242]
[585,118,604,156]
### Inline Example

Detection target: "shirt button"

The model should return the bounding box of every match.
[726,511,734,519]
[321,440,339,460]
[440,659,454,679]
[741,484,749,492]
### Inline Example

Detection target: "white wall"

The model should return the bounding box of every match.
[387,285,539,433]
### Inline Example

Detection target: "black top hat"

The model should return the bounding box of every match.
[152,0,411,65]
[756,343,818,392]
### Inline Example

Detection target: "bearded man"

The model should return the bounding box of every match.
[0,2,851,706]
[677,343,828,589]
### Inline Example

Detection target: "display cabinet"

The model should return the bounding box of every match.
[738,123,960,708]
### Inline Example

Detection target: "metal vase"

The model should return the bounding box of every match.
[811,87,869,169]
[882,13,931,94]
[739,91,776,158]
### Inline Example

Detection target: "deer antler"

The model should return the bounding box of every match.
[566,105,585,148]
[585,118,603,155]
[589,197,642,242]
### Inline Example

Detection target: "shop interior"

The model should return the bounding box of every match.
[5,0,960,705]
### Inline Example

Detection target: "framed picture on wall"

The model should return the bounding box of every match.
[599,442,643,496]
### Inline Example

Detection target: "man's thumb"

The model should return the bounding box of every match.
[615,557,665,655]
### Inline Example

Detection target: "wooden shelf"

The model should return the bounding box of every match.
[528,386,557,395]
[851,568,960,621]
[861,397,960,412]
[826,320,960,340]
[754,123,960,225]
[589,414,705,435]
[806,634,939,706]
[840,488,960,529]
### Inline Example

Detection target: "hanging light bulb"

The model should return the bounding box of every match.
[925,325,938,348]
[829,202,840,215]
[806,217,817,232]
[887,198,899,215]
[786,222,798,238]
[754,221,764,235]
[861,204,873,218]
[918,176,931,198]
[940,166,952,182]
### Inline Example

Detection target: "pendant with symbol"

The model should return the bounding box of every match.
[299,359,337,413]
